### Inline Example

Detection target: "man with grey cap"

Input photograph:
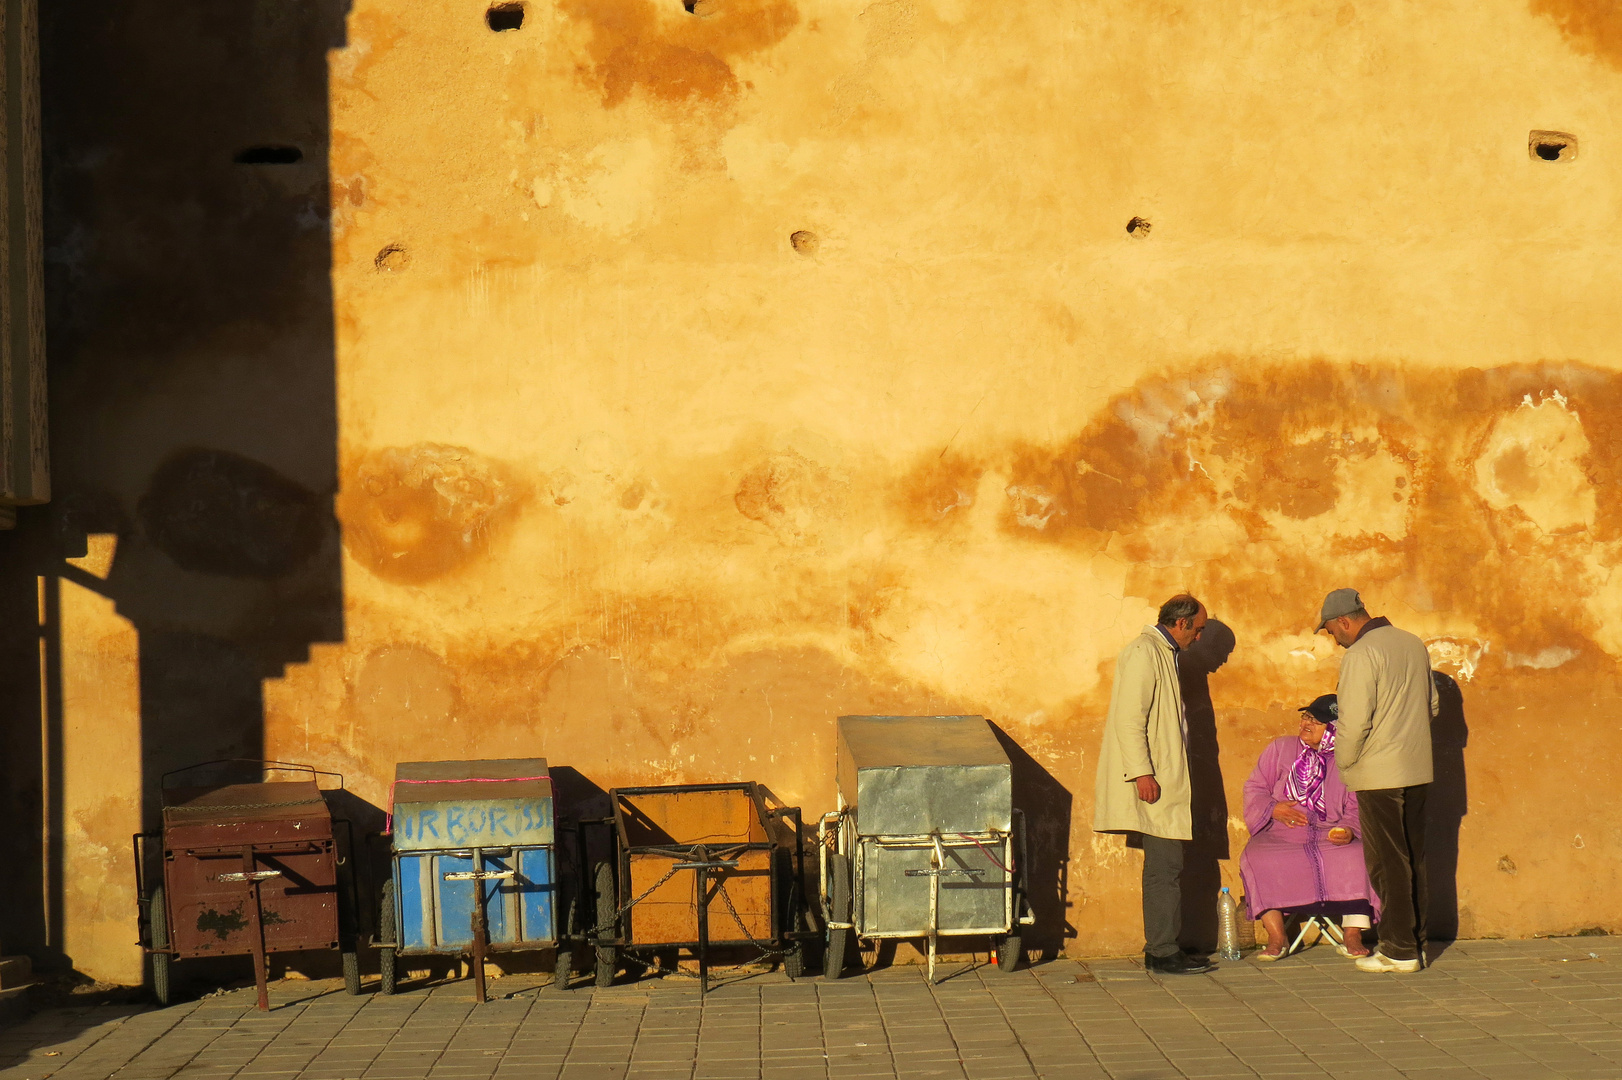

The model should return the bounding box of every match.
[1317,588,1438,973]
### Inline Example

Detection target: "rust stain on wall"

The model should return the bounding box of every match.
[338,443,523,583]
[972,360,1622,664]
[1530,0,1622,68]
[734,449,846,545]
[560,0,799,107]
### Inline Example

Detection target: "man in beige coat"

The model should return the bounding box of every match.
[1094,595,1211,975]
[1317,588,1438,973]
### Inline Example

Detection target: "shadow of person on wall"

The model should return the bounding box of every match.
[988,721,1074,962]
[1426,670,1468,945]
[1177,617,1236,956]
[0,0,351,982]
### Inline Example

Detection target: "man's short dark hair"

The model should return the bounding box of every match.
[1158,594,1202,627]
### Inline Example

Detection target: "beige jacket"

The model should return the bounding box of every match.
[1092,627,1192,841]
[1334,620,1438,791]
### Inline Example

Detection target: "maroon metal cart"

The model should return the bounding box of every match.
[134,761,361,1010]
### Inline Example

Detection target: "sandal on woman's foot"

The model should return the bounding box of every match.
[1255,947,1285,962]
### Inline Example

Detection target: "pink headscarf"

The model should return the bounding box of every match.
[1283,722,1336,819]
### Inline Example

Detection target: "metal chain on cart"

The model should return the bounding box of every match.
[713,876,796,962]
[577,856,687,939]
[577,844,799,974]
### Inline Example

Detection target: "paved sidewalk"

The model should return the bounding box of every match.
[2,938,1620,1080]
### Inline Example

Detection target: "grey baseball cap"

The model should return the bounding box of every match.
[1315,588,1363,631]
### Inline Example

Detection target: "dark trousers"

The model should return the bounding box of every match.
[1358,785,1429,962]
[1140,834,1184,958]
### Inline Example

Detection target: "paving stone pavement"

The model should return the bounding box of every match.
[2,938,1620,1080]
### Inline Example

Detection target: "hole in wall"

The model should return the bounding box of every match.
[1126,216,1151,236]
[1529,130,1577,163]
[233,146,303,165]
[486,2,525,30]
[790,230,819,255]
[374,244,410,272]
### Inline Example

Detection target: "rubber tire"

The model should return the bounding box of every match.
[997,934,1023,973]
[825,852,851,979]
[342,948,362,995]
[784,943,805,980]
[378,878,397,996]
[553,895,575,991]
[593,862,616,989]
[150,884,172,1006]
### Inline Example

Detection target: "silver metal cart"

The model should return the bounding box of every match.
[819,715,1033,983]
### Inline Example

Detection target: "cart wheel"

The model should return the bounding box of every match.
[553,896,575,990]
[593,862,617,989]
[149,884,172,1006]
[784,942,806,980]
[997,934,1023,973]
[824,852,851,979]
[342,947,362,995]
[379,878,397,996]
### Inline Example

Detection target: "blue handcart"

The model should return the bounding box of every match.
[378,758,571,1000]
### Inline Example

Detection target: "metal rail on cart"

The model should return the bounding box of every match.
[583,782,817,994]
[131,761,360,1011]
[818,805,1035,984]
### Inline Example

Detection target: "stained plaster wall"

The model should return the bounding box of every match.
[25,0,1622,983]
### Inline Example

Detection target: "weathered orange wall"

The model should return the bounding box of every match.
[37,0,1622,981]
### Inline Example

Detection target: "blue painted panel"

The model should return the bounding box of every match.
[398,854,432,950]
[517,847,556,942]
[394,798,553,851]
[393,846,556,953]
[435,853,511,947]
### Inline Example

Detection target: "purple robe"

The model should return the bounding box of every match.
[1238,735,1379,921]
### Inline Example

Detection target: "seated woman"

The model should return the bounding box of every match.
[1239,694,1378,960]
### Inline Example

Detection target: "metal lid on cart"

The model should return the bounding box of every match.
[391,758,553,851]
[836,716,1011,836]
[161,780,331,826]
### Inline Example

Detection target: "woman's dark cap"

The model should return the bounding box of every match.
[1298,694,1338,723]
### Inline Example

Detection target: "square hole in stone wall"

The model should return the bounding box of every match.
[1529,130,1577,163]
[487,2,525,30]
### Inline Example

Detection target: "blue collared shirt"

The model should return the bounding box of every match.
[1154,624,1181,666]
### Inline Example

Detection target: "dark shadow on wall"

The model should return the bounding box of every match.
[1426,670,1468,942]
[988,722,1073,961]
[1177,618,1236,955]
[0,0,349,976]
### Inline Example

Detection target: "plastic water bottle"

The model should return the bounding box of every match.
[1218,886,1242,961]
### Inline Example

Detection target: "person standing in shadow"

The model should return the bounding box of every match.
[1177,617,1236,956]
[1094,595,1214,976]
[1426,670,1468,943]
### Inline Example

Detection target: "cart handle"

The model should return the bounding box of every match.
[675,859,739,870]
[218,870,283,883]
[161,759,344,790]
[444,869,517,882]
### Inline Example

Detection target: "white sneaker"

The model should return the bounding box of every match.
[1355,950,1421,973]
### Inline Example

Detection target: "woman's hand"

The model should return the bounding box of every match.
[1271,801,1308,827]
[1328,827,1353,845]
